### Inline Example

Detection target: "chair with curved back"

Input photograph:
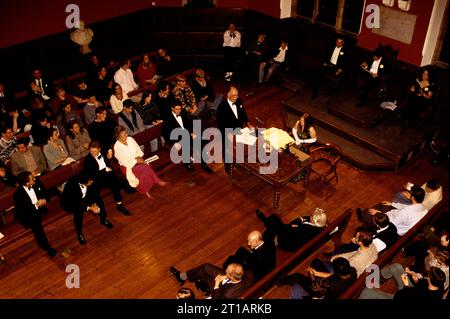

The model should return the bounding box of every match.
[309,142,342,197]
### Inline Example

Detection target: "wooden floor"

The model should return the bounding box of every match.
[0,79,448,299]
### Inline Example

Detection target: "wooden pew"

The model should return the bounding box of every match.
[338,198,448,299]
[240,208,352,299]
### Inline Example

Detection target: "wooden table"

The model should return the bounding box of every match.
[228,139,311,209]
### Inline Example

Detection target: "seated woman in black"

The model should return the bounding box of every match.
[291,112,317,153]
[256,208,327,252]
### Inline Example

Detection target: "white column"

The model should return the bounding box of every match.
[421,0,447,66]
[280,0,293,18]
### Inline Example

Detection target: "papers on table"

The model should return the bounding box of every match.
[145,155,159,164]
[262,127,295,151]
[380,100,397,111]
[236,127,257,146]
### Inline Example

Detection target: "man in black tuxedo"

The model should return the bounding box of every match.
[88,106,116,153]
[13,171,57,257]
[83,141,133,216]
[162,103,213,173]
[356,48,392,107]
[29,69,55,101]
[170,262,254,299]
[223,230,276,281]
[216,86,253,173]
[60,173,113,246]
[311,37,349,99]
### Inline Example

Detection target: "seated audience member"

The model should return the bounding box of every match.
[162,103,213,173]
[256,208,327,252]
[91,66,113,103]
[154,81,174,120]
[137,53,159,86]
[56,101,84,135]
[84,141,132,216]
[356,47,392,107]
[114,59,140,101]
[0,161,17,192]
[359,263,446,299]
[169,262,254,299]
[176,288,195,299]
[135,92,163,126]
[223,22,242,82]
[3,106,29,134]
[191,69,223,116]
[50,86,77,116]
[29,96,54,123]
[401,67,436,133]
[156,47,174,78]
[0,126,17,163]
[110,83,129,114]
[61,174,114,246]
[43,128,75,171]
[30,69,54,101]
[278,257,357,299]
[10,137,48,176]
[291,112,317,153]
[223,230,276,281]
[118,99,146,136]
[65,120,91,160]
[259,39,289,84]
[424,247,449,292]
[84,53,101,82]
[31,114,52,146]
[421,178,443,211]
[88,106,116,152]
[172,74,199,117]
[113,126,167,200]
[83,94,104,125]
[13,171,57,257]
[311,37,349,99]
[359,185,427,236]
[72,78,92,107]
[245,33,270,80]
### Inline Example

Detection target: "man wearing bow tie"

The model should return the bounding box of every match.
[13,171,57,257]
[223,23,241,82]
[83,141,133,216]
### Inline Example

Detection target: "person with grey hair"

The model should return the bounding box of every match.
[256,208,327,252]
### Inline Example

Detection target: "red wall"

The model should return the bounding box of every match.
[248,0,280,18]
[358,0,435,65]
[217,0,249,8]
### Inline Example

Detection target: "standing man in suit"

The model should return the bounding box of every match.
[170,262,254,299]
[60,174,114,246]
[311,37,349,99]
[162,103,213,173]
[83,141,133,216]
[216,86,253,173]
[13,171,57,257]
[223,230,276,281]
[356,47,392,107]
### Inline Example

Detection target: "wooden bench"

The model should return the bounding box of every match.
[240,208,352,299]
[338,198,448,299]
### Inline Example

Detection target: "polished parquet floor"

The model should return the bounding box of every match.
[0,79,447,299]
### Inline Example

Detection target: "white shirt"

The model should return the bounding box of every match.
[114,136,143,169]
[372,224,389,252]
[113,68,138,94]
[386,203,428,236]
[223,30,241,48]
[95,154,107,171]
[79,184,87,199]
[23,185,39,209]
[273,46,288,63]
[172,112,184,129]
[421,183,443,211]
[330,46,342,65]
[35,78,50,100]
[227,99,238,119]
[110,92,129,114]
[369,58,382,74]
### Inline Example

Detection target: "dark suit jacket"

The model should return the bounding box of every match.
[162,111,193,146]
[374,222,399,253]
[278,218,324,252]
[83,151,113,179]
[216,98,249,134]
[13,178,50,228]
[60,176,99,214]
[29,78,55,99]
[325,45,349,70]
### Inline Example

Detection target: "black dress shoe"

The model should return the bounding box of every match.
[78,234,87,246]
[169,266,185,285]
[256,209,266,221]
[117,204,132,216]
[184,163,195,172]
[47,248,57,258]
[201,164,213,174]
[101,219,114,229]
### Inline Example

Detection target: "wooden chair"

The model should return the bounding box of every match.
[309,142,342,197]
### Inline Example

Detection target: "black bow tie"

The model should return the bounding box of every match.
[97,155,102,160]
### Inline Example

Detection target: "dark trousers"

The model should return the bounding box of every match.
[186,263,224,292]
[223,47,240,73]
[357,72,382,104]
[73,197,108,235]
[95,170,123,203]
[311,64,340,95]
[30,215,53,252]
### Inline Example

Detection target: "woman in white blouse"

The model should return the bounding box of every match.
[292,112,317,153]
[113,126,166,199]
[110,83,129,114]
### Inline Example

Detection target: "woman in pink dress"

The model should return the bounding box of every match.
[113,126,166,199]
